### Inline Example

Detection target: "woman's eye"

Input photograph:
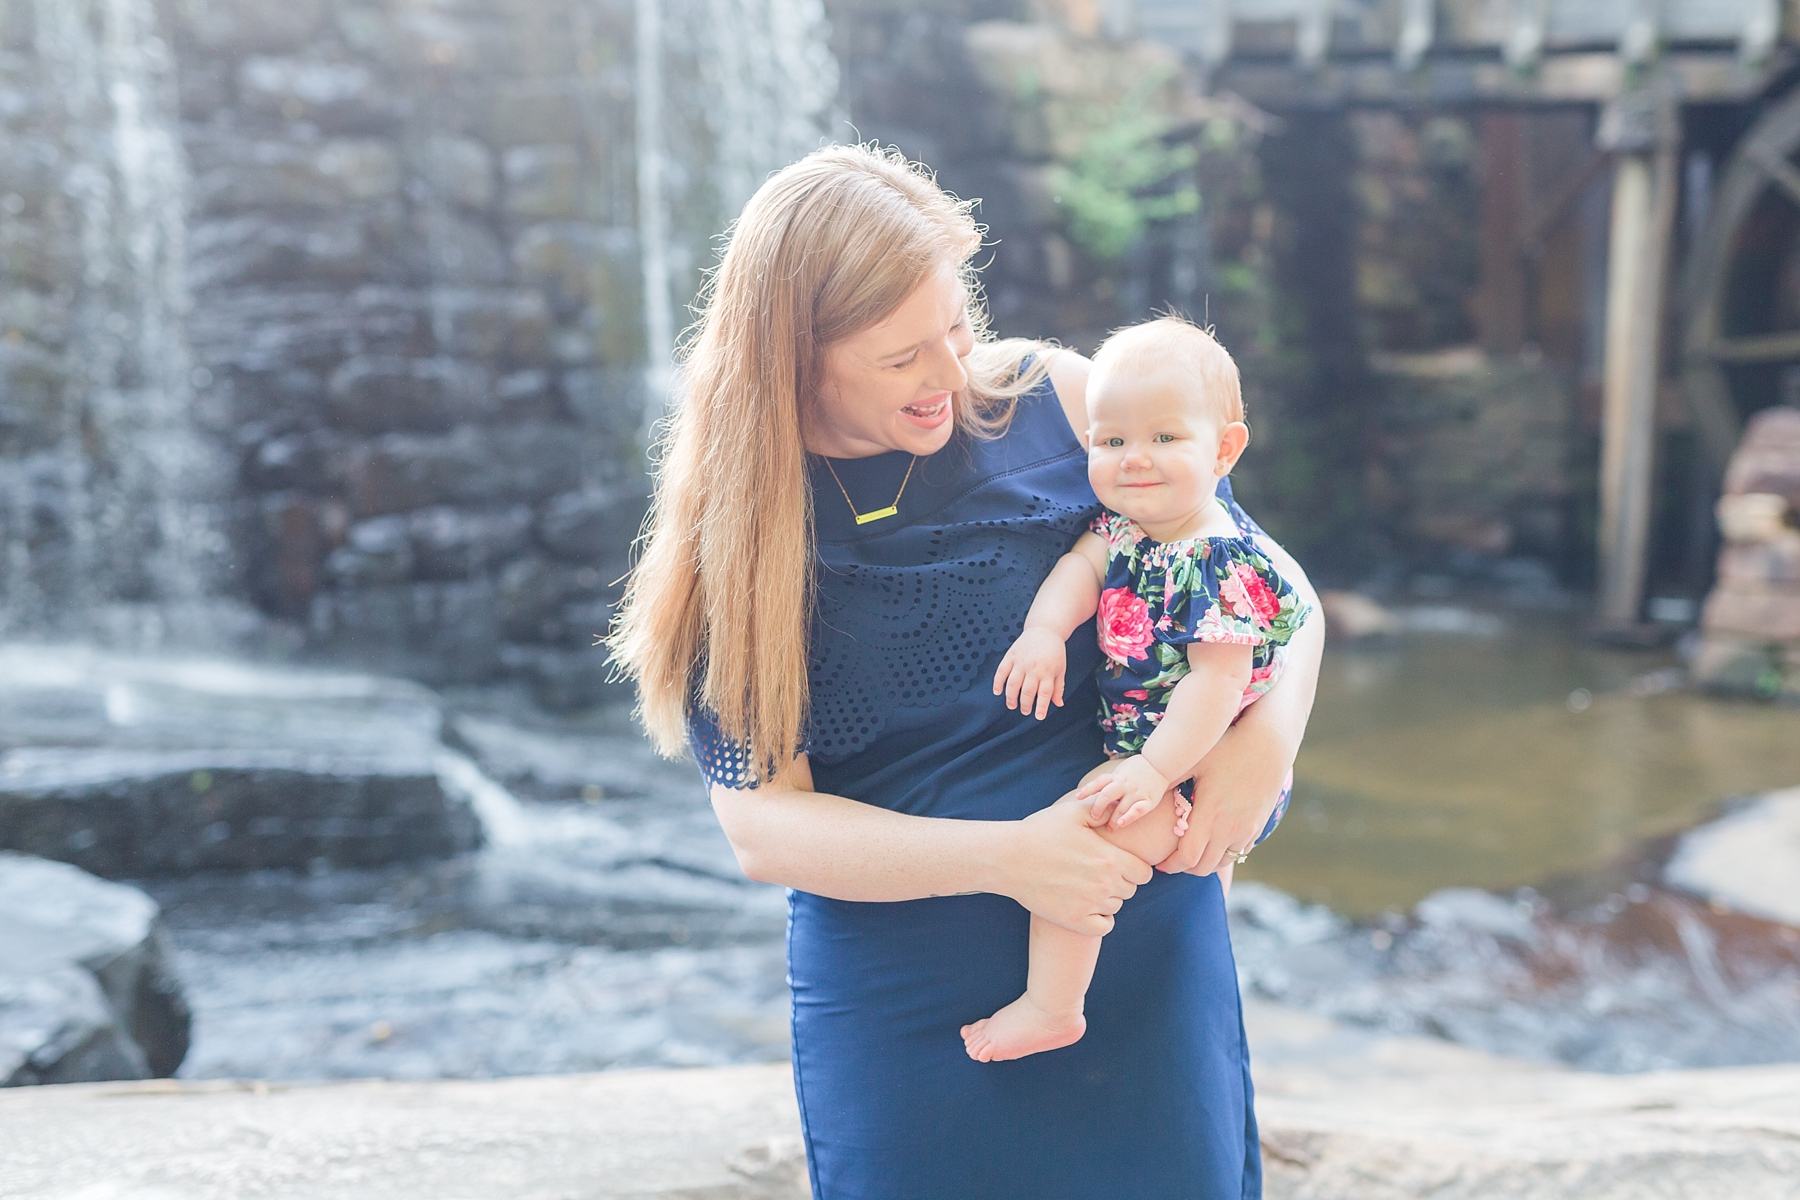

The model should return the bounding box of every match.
[891,355,918,370]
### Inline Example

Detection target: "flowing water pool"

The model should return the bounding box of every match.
[121,610,1800,1081]
[1244,610,1800,916]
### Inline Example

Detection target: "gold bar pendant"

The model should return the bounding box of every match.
[854,506,899,525]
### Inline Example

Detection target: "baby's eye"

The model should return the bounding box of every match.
[1154,433,1175,444]
[1104,437,1125,448]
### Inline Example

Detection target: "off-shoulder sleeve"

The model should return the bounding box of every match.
[1153,538,1311,649]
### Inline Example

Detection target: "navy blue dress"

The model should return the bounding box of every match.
[691,380,1261,1200]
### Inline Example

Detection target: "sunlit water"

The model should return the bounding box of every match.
[137,612,1800,1081]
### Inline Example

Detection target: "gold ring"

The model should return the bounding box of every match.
[1228,846,1252,865]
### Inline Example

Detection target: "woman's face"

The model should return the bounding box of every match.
[808,261,976,459]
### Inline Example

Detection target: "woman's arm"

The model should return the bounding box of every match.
[1158,540,1323,875]
[711,754,1154,936]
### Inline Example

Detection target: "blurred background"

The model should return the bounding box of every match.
[2,0,1799,1093]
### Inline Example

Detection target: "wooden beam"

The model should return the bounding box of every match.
[1706,330,1800,362]
[1595,113,1679,626]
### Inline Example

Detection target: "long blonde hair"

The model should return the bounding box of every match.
[608,144,1050,776]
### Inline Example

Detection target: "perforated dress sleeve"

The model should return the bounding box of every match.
[686,704,765,791]
[1153,539,1311,650]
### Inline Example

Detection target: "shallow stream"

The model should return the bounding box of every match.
[137,610,1800,1081]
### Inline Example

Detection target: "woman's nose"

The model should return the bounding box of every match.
[925,336,970,393]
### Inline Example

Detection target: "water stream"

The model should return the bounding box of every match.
[123,609,1800,1083]
[2,0,226,632]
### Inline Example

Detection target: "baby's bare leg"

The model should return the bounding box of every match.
[960,780,1186,1063]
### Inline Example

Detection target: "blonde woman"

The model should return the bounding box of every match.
[610,145,1322,1199]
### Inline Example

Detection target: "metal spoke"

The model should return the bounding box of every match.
[1751,146,1800,209]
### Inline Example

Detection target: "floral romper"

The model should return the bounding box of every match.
[1091,505,1312,836]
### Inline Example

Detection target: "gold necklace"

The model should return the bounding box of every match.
[822,455,917,525]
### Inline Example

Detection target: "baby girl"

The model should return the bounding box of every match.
[961,316,1311,1064]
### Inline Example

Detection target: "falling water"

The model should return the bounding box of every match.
[632,0,841,430]
[0,0,225,637]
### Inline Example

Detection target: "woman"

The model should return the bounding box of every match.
[610,145,1322,1199]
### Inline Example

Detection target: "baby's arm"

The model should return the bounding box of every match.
[993,532,1108,720]
[1082,641,1254,828]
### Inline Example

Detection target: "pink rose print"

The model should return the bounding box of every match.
[1123,688,1150,701]
[1220,563,1281,627]
[1098,587,1156,664]
[1110,703,1139,719]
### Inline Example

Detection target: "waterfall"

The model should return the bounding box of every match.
[633,0,842,432]
[1,0,225,637]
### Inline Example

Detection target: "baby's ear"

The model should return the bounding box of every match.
[1216,422,1250,474]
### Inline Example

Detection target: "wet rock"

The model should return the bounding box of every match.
[180,0,328,54]
[0,853,190,1086]
[1319,590,1400,640]
[335,423,585,517]
[408,210,510,285]
[408,505,534,580]
[498,644,623,712]
[427,289,552,363]
[1665,788,1800,928]
[325,355,492,434]
[327,515,415,587]
[537,485,645,565]
[308,581,504,682]
[237,57,394,132]
[1695,410,1800,698]
[192,138,403,213]
[502,145,583,220]
[406,136,496,210]
[0,748,480,877]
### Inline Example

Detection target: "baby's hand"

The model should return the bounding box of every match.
[1076,755,1171,830]
[992,627,1067,720]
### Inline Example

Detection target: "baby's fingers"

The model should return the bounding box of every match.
[1030,672,1062,720]
[992,653,1014,696]
[1111,796,1160,830]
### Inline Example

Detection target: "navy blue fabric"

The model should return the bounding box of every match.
[692,380,1261,1199]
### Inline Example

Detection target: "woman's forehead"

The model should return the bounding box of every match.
[842,263,965,357]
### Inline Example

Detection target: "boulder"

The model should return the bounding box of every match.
[0,748,481,877]
[1665,787,1800,928]
[0,853,189,1086]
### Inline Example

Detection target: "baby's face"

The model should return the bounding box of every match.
[1085,360,1239,533]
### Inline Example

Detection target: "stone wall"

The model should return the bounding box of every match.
[168,0,649,701]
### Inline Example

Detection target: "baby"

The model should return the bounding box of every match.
[961,316,1311,1064]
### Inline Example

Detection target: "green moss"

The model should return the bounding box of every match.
[1045,80,1198,260]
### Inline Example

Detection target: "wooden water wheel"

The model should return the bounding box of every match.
[1682,86,1800,474]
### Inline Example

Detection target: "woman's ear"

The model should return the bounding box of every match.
[1215,422,1250,475]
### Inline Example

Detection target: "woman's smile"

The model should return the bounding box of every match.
[901,392,952,428]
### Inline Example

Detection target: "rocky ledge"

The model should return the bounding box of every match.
[2,1004,1795,1199]
[0,644,488,876]
[0,854,190,1087]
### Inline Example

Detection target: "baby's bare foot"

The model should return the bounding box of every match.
[960,996,1086,1063]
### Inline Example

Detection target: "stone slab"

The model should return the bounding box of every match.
[3,1005,1797,1199]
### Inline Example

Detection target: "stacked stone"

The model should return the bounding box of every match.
[1694,407,1800,699]
[173,0,648,704]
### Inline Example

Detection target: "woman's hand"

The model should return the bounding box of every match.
[997,798,1155,936]
[1157,733,1286,876]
